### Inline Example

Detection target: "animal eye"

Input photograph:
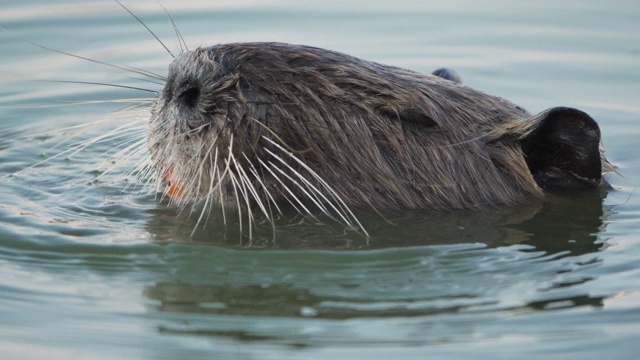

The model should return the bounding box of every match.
[179,86,200,108]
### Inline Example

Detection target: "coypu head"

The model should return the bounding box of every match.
[147,42,608,228]
[148,48,251,209]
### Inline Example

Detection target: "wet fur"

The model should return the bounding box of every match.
[148,42,608,220]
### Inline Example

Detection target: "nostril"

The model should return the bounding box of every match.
[179,87,200,108]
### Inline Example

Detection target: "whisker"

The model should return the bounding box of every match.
[166,133,233,212]
[266,158,331,219]
[0,24,165,81]
[257,158,319,222]
[227,159,244,241]
[233,154,271,221]
[257,160,303,216]
[125,75,166,87]
[48,80,159,94]
[134,161,157,191]
[173,138,211,213]
[247,115,307,153]
[216,163,227,231]
[243,153,282,216]
[65,118,146,154]
[239,176,255,245]
[118,145,153,190]
[111,102,155,115]
[264,148,343,222]
[229,156,255,242]
[197,149,219,233]
[263,136,369,237]
[96,135,148,180]
[192,166,214,236]
[118,65,167,82]
[189,137,219,226]
[114,0,175,58]
[194,145,210,204]
[79,131,148,178]
[23,106,147,140]
[92,128,147,164]
[1,30,167,81]
[244,157,278,241]
[15,134,113,176]
[155,0,189,53]
[0,98,156,109]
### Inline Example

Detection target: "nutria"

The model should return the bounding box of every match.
[147,42,609,229]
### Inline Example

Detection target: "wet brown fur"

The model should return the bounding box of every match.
[148,42,606,214]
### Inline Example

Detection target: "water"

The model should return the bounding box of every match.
[1,0,639,358]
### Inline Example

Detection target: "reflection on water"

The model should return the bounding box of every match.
[139,190,611,348]
[514,190,611,256]
[145,186,610,254]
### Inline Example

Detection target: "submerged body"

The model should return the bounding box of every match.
[148,42,607,215]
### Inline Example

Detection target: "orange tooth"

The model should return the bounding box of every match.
[165,168,184,199]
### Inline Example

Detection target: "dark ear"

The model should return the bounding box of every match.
[521,107,602,191]
[431,68,462,84]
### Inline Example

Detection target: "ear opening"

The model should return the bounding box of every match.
[521,107,602,191]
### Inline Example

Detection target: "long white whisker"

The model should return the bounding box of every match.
[263,149,330,212]
[95,135,147,178]
[114,0,175,58]
[120,139,153,178]
[233,154,271,221]
[193,149,218,237]
[48,80,159,94]
[229,156,255,242]
[257,158,319,222]
[2,98,156,110]
[171,136,212,212]
[202,149,219,230]
[216,163,227,230]
[227,159,243,241]
[2,29,167,81]
[266,159,331,219]
[263,136,369,237]
[257,159,303,215]
[243,154,278,241]
[264,148,351,226]
[243,153,282,215]
[189,137,219,225]
[155,0,189,53]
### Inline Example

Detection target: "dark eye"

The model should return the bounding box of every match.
[179,86,200,108]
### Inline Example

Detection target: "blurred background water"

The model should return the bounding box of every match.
[0,0,639,359]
